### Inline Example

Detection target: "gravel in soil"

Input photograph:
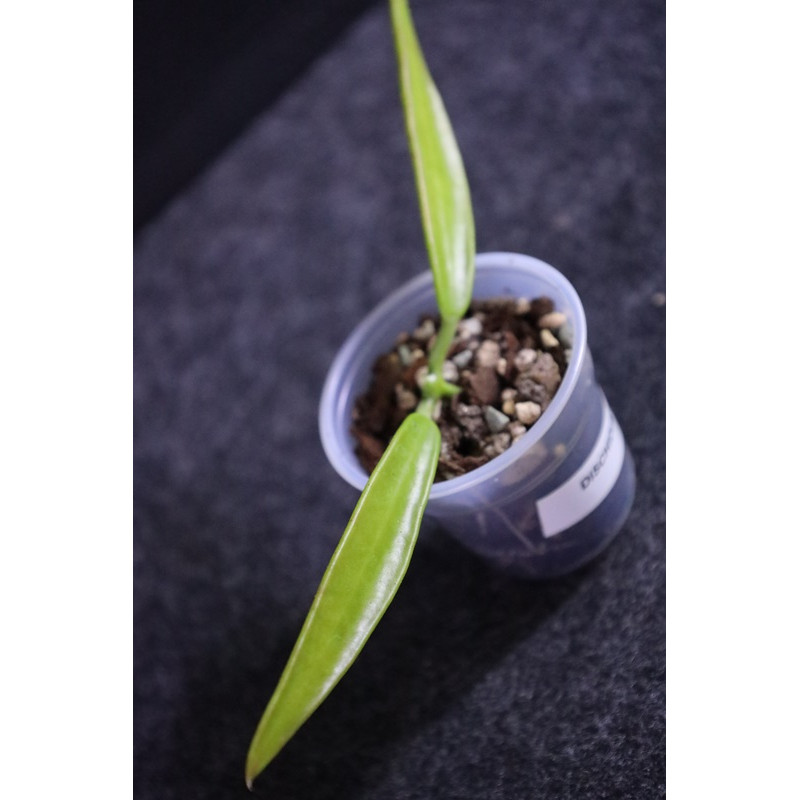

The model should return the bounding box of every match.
[351,296,572,482]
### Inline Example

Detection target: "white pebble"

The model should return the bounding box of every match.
[394,384,417,411]
[485,432,511,457]
[509,421,527,441]
[515,401,542,426]
[540,329,559,349]
[458,317,483,338]
[451,349,473,369]
[456,403,482,418]
[514,348,538,370]
[442,360,459,383]
[397,343,413,366]
[413,319,436,341]
[495,357,508,376]
[538,311,567,329]
[475,340,501,368]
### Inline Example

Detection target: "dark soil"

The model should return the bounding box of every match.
[351,296,572,482]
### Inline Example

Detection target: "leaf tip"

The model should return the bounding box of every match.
[244,749,262,792]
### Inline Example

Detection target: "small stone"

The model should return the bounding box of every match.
[509,421,527,441]
[484,432,511,458]
[514,348,538,371]
[442,360,459,383]
[529,297,555,318]
[451,349,473,369]
[495,432,512,449]
[502,398,516,416]
[528,352,561,393]
[458,316,483,338]
[455,403,482,419]
[503,330,521,357]
[515,377,547,404]
[540,329,559,349]
[514,297,531,315]
[484,406,510,433]
[467,367,500,405]
[397,343,413,366]
[413,318,436,341]
[538,311,567,330]
[454,403,488,440]
[409,347,425,362]
[394,383,417,411]
[475,339,501,368]
[558,321,574,347]
[395,331,410,345]
[495,357,508,377]
[501,387,518,402]
[414,365,429,389]
[515,401,542,426]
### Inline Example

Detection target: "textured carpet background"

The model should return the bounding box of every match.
[134,1,665,797]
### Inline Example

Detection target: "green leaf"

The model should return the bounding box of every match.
[245,412,441,787]
[390,0,476,323]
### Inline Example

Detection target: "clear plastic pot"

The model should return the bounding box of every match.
[319,252,636,578]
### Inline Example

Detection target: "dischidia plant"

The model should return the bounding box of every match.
[245,0,475,786]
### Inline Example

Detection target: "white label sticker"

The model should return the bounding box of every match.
[537,401,625,538]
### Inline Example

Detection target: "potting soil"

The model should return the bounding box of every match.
[351,296,571,481]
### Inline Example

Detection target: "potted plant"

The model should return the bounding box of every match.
[245,0,635,787]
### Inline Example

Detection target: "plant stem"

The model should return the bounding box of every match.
[416,313,461,420]
[427,314,458,381]
[416,396,436,418]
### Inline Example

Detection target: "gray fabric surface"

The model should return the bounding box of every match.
[134,1,665,797]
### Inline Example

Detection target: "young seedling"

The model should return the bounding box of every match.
[245,0,474,786]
